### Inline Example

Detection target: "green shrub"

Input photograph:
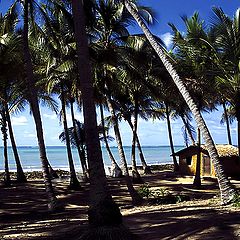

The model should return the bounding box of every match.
[137,184,152,199]
[152,188,169,197]
[232,194,240,207]
[137,184,170,199]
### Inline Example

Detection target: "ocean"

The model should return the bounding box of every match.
[0,146,184,172]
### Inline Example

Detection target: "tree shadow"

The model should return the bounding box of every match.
[0,179,89,239]
[124,205,240,240]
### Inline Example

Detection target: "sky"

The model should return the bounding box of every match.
[0,0,239,147]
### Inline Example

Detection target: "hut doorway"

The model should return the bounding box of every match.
[203,155,211,175]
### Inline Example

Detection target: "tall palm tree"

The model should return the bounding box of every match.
[71,0,122,227]
[22,0,57,210]
[0,7,27,183]
[165,102,179,171]
[99,102,122,178]
[106,94,143,204]
[210,8,240,154]
[193,128,201,188]
[60,85,80,189]
[0,107,11,186]
[6,103,27,183]
[69,98,89,180]
[91,0,154,203]
[123,0,237,204]
[221,101,232,145]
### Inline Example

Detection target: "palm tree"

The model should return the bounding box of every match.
[6,104,27,183]
[21,0,57,210]
[69,98,89,180]
[193,128,201,188]
[123,0,237,204]
[0,107,11,186]
[91,0,155,203]
[59,120,87,163]
[106,94,143,204]
[99,102,122,178]
[165,102,179,171]
[221,101,232,145]
[210,8,240,154]
[72,0,122,227]
[59,85,81,189]
[0,7,27,183]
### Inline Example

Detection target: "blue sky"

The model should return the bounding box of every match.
[0,0,239,146]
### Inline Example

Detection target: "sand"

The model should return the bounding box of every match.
[0,169,240,239]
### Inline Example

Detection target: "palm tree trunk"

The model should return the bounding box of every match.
[99,103,122,178]
[165,103,179,172]
[131,97,143,183]
[136,136,152,174]
[60,86,80,189]
[72,0,122,226]
[238,119,240,157]
[236,102,240,158]
[124,0,236,204]
[23,0,57,211]
[223,102,232,145]
[180,115,196,146]
[1,109,11,186]
[126,117,152,174]
[193,128,201,188]
[70,99,88,181]
[106,96,143,205]
[5,105,27,183]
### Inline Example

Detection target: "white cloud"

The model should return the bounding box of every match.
[160,32,173,49]
[26,133,36,138]
[12,116,28,126]
[50,135,59,141]
[43,113,57,120]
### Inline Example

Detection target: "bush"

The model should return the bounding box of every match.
[137,184,189,204]
[137,184,153,199]
[232,194,240,207]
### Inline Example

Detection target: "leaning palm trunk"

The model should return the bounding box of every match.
[1,109,11,186]
[23,0,57,211]
[72,0,122,227]
[60,87,80,189]
[5,105,27,183]
[222,102,232,145]
[237,117,240,157]
[99,103,122,178]
[193,128,201,188]
[165,103,179,172]
[130,99,143,183]
[106,96,143,205]
[126,118,152,174]
[236,101,240,157]
[124,0,236,204]
[136,135,152,174]
[69,99,88,181]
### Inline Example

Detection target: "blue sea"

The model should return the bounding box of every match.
[0,146,184,172]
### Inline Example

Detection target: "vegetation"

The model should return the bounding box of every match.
[137,184,189,204]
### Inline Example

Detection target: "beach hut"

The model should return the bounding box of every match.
[174,145,240,177]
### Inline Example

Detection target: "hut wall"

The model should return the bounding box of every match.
[179,153,215,177]
[177,145,240,177]
[179,154,197,176]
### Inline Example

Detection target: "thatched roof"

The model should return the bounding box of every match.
[202,144,239,157]
[174,144,239,157]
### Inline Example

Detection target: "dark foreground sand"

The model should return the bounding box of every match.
[1,168,240,239]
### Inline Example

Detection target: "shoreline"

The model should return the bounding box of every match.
[0,163,174,180]
[0,162,173,173]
